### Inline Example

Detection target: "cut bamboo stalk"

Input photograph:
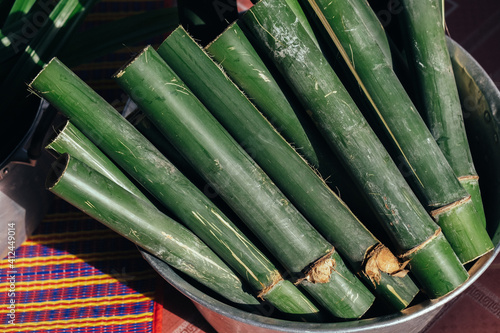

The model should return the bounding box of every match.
[446,37,500,239]
[398,0,486,228]
[205,21,384,241]
[300,0,493,263]
[130,111,253,238]
[206,22,322,170]
[113,45,375,319]
[241,0,468,298]
[250,0,320,48]
[129,112,208,191]
[45,120,148,201]
[29,58,327,321]
[350,0,392,64]
[158,26,419,310]
[46,153,260,307]
[282,0,319,49]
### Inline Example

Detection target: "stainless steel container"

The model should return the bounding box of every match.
[140,38,500,333]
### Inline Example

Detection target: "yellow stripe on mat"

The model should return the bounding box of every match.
[0,271,157,292]
[0,250,140,269]
[0,291,154,314]
[0,313,153,332]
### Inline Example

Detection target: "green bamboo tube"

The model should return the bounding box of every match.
[250,0,320,48]
[206,22,322,169]
[447,37,500,241]
[210,20,392,240]
[45,120,148,201]
[300,0,493,263]
[398,0,486,228]
[46,154,260,307]
[250,0,318,49]
[29,58,326,321]
[130,112,375,316]
[158,26,418,310]
[130,111,259,244]
[282,0,319,49]
[205,21,384,240]
[114,46,375,319]
[241,0,468,298]
[350,0,392,64]
[128,112,208,191]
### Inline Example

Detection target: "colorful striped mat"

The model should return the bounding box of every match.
[0,197,162,333]
[1,2,257,332]
[2,1,175,332]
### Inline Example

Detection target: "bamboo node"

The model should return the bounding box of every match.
[363,244,409,286]
[303,248,336,284]
[257,271,284,300]
[457,175,479,182]
[399,228,442,260]
[430,196,471,218]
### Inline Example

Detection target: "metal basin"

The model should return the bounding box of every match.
[140,38,500,333]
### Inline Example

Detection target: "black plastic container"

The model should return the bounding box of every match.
[0,101,54,258]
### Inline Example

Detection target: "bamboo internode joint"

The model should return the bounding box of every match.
[257,271,284,300]
[430,196,472,218]
[363,244,409,286]
[399,228,442,260]
[457,175,480,182]
[301,247,336,284]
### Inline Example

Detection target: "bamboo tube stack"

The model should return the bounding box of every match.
[28,0,494,322]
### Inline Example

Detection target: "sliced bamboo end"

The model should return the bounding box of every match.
[45,119,70,152]
[204,20,238,50]
[112,45,152,79]
[400,229,469,299]
[28,56,59,88]
[431,196,493,264]
[46,153,70,190]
